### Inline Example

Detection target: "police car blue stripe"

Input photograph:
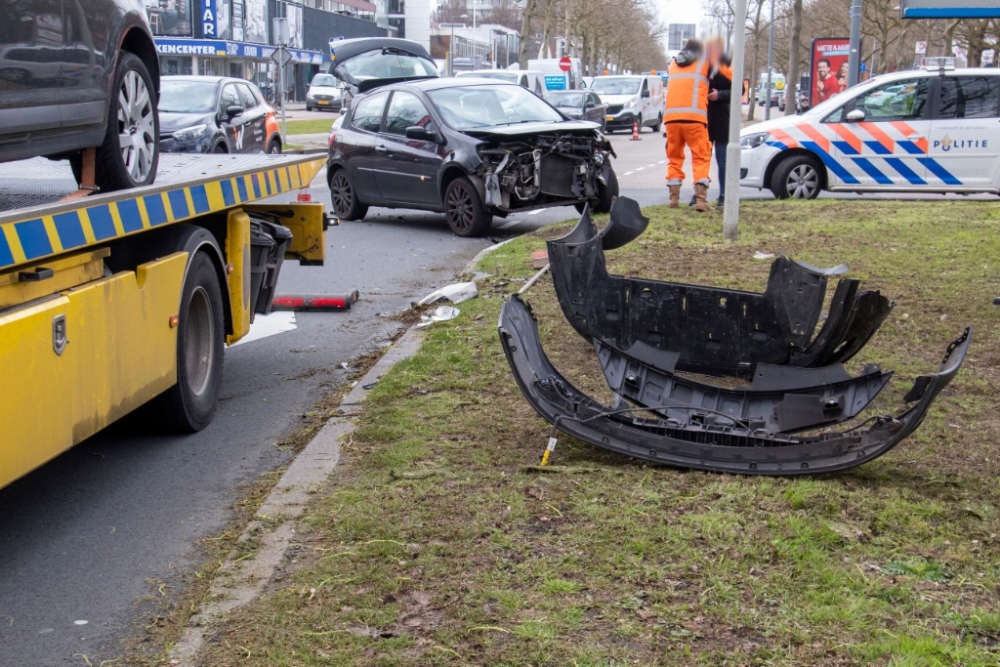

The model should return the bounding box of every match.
[116,199,143,232]
[88,205,117,241]
[884,158,926,185]
[236,178,249,203]
[833,141,859,155]
[220,180,235,207]
[15,219,53,259]
[897,141,925,155]
[919,158,962,185]
[765,140,791,151]
[0,232,13,268]
[168,190,189,219]
[801,141,860,185]
[851,158,894,184]
[53,212,87,249]
[190,185,210,214]
[864,141,892,155]
[144,195,169,226]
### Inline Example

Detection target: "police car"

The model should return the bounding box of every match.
[739,61,1000,198]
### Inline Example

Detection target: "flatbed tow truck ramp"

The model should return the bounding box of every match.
[0,154,329,490]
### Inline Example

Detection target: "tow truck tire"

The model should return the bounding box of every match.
[444,177,492,237]
[94,52,159,192]
[329,168,368,221]
[770,154,822,200]
[156,252,225,433]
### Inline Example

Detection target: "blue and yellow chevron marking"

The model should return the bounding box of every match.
[0,159,323,270]
[801,141,860,185]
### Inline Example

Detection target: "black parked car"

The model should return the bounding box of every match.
[0,0,160,191]
[326,38,618,237]
[544,90,608,130]
[158,76,282,154]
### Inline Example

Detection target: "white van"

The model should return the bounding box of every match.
[756,71,786,105]
[456,69,546,96]
[589,74,664,133]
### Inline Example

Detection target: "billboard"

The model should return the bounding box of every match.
[900,0,1000,18]
[287,4,303,48]
[809,37,858,108]
[243,0,267,44]
[145,0,193,36]
[232,0,244,41]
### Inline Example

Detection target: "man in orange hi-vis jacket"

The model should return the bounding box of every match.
[664,38,730,212]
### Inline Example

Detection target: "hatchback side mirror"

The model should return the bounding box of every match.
[846,108,865,122]
[405,126,442,143]
[224,105,245,120]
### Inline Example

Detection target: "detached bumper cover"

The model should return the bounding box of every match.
[546,207,893,378]
[499,295,971,476]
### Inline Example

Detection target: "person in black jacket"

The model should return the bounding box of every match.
[690,49,733,208]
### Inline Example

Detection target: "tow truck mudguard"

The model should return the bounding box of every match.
[547,201,893,378]
[499,295,971,476]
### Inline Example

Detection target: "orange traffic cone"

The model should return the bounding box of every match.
[630,122,641,141]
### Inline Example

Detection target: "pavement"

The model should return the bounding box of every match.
[0,125,993,666]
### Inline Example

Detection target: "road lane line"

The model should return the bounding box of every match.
[527,209,544,215]
[624,171,634,176]
[635,167,645,171]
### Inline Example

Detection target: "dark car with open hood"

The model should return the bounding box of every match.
[326,37,618,237]
[0,0,160,192]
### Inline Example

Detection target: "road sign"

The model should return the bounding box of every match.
[916,40,928,54]
[559,56,571,72]
[860,62,867,72]
[271,45,293,67]
[900,0,1000,18]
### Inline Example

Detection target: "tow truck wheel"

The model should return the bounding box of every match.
[444,177,492,237]
[329,169,368,221]
[770,154,822,199]
[155,252,225,433]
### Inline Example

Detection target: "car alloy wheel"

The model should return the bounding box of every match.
[446,182,476,234]
[117,69,156,182]
[330,171,354,218]
[786,163,819,198]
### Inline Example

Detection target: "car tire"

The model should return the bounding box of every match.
[267,138,281,154]
[444,177,492,237]
[651,114,662,133]
[329,168,368,221]
[153,252,225,433]
[575,169,620,215]
[636,114,642,131]
[89,51,158,192]
[770,154,822,199]
[213,143,228,153]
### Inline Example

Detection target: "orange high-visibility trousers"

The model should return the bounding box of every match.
[665,122,712,187]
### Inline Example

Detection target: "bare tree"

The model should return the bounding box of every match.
[784,0,801,114]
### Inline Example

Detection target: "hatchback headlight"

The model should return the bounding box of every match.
[740,132,769,149]
[174,124,208,142]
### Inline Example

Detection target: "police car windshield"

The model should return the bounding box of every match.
[590,77,641,95]
[159,80,218,113]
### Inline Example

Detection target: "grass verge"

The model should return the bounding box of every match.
[195,200,1000,666]
[284,118,340,135]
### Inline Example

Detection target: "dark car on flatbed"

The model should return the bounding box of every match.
[325,38,618,237]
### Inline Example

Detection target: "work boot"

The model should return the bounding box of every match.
[694,184,711,212]
[687,193,697,207]
[716,194,725,209]
[668,185,681,208]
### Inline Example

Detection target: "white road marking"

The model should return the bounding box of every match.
[624,171,634,176]
[658,160,666,164]
[648,163,659,168]
[635,167,645,171]
[527,209,544,215]
[229,311,297,347]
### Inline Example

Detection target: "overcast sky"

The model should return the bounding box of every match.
[653,0,707,31]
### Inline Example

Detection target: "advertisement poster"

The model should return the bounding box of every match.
[243,0,267,44]
[144,0,193,36]
[287,4,303,48]
[809,37,859,108]
[217,0,231,39]
[232,0,244,41]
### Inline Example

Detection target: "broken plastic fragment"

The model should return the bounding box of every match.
[418,282,478,306]
[418,305,461,327]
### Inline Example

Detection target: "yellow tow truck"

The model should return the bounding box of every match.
[0,154,329,490]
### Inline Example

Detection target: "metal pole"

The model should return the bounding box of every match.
[279,48,287,145]
[723,0,747,242]
[765,0,774,120]
[848,0,862,87]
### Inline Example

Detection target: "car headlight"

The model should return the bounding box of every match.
[626,98,637,109]
[174,124,208,142]
[740,132,769,149]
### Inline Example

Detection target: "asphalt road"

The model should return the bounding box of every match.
[0,128,993,666]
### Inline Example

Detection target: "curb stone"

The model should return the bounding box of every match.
[169,326,424,666]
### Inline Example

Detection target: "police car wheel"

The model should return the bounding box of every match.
[155,251,225,433]
[771,155,821,200]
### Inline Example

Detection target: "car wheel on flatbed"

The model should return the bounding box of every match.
[329,168,368,221]
[770,154,822,199]
[444,177,492,237]
[154,251,225,432]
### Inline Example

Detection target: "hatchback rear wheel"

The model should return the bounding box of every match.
[329,169,368,220]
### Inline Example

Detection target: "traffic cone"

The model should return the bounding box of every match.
[630,122,641,141]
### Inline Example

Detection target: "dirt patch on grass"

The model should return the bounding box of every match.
[193,200,1000,666]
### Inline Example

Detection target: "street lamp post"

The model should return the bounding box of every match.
[723,0,748,241]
